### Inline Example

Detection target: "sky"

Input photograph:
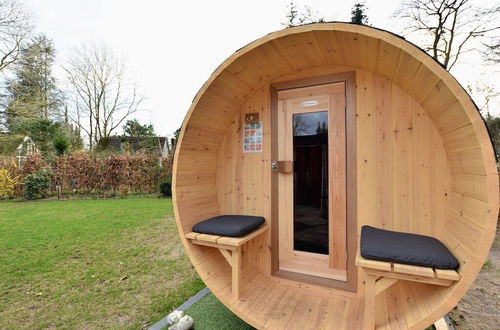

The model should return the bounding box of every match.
[24,0,499,138]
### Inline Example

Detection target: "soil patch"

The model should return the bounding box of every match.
[448,226,499,330]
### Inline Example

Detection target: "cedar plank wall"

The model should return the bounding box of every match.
[216,86,273,276]
[176,26,498,329]
[215,67,450,277]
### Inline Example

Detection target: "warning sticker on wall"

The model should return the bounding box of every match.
[243,122,263,153]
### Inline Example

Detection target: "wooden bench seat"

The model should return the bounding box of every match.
[356,251,460,330]
[185,224,268,299]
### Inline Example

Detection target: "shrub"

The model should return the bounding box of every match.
[24,169,52,200]
[102,154,127,191]
[53,135,70,156]
[118,185,130,195]
[0,160,23,196]
[159,180,172,197]
[161,155,173,179]
[126,153,160,193]
[3,150,173,198]
[21,154,46,177]
[0,168,21,198]
[64,152,101,192]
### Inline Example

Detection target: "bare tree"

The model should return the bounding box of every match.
[63,44,144,150]
[395,0,499,70]
[468,82,499,118]
[283,0,299,28]
[482,38,499,64]
[0,0,32,72]
[282,0,324,28]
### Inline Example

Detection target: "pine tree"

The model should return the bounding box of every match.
[5,34,59,128]
[351,2,369,25]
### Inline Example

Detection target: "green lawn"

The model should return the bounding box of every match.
[0,197,204,329]
[184,292,254,330]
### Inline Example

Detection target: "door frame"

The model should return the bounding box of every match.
[277,82,346,280]
[270,71,357,291]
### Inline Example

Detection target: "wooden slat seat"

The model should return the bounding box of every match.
[185,224,268,299]
[356,251,460,330]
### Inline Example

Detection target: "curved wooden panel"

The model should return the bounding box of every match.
[172,23,498,330]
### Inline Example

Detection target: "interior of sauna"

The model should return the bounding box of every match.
[173,23,498,330]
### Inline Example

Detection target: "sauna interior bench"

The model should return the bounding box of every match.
[356,252,461,330]
[185,224,268,299]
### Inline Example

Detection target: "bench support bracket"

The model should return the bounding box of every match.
[185,224,268,300]
[356,250,460,330]
[216,248,242,299]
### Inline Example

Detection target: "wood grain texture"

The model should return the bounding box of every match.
[277,82,348,277]
[271,72,357,291]
[172,23,498,330]
[435,269,461,281]
[393,264,435,278]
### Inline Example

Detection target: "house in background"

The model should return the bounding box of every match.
[0,134,38,166]
[95,136,171,157]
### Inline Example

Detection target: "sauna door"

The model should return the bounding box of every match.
[276,82,347,281]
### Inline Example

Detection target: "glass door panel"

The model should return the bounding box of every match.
[293,111,329,255]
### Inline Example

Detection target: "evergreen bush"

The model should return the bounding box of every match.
[159,180,172,197]
[24,169,52,200]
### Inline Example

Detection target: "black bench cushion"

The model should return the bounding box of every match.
[192,215,265,237]
[361,225,459,270]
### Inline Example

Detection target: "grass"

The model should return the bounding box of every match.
[493,236,500,249]
[183,292,254,330]
[481,258,493,270]
[0,197,204,329]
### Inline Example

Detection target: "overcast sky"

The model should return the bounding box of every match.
[24,0,498,137]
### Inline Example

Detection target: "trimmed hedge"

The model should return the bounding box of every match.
[0,152,173,198]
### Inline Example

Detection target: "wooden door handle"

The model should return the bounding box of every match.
[272,161,293,174]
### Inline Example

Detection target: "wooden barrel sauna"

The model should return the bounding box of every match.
[172,23,498,329]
